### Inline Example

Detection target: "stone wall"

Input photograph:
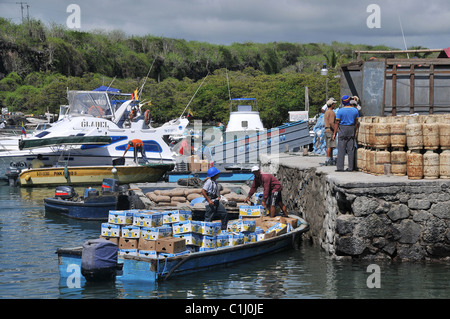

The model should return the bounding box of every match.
[262,158,450,261]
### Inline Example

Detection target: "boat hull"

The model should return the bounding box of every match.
[44,195,120,220]
[167,170,254,183]
[19,163,174,187]
[57,216,309,284]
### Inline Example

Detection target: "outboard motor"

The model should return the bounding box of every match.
[55,186,77,200]
[84,187,99,198]
[81,238,120,282]
[5,165,21,187]
[102,178,119,193]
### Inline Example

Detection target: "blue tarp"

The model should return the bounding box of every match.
[312,112,338,156]
[93,86,121,93]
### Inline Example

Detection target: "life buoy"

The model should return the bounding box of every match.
[129,108,137,121]
[88,105,103,117]
[144,109,151,124]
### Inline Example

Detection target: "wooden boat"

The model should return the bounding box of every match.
[18,163,174,187]
[56,215,309,283]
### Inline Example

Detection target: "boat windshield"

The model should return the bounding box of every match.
[67,91,113,118]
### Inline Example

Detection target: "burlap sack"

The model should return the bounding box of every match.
[187,193,202,201]
[184,188,203,196]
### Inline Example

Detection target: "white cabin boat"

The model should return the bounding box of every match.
[0,87,189,175]
[225,98,264,134]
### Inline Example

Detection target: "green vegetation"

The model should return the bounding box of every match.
[0,18,403,126]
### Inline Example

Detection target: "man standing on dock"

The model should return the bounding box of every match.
[245,166,288,218]
[333,95,359,171]
[123,139,147,164]
[324,99,337,166]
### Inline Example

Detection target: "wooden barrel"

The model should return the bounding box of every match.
[422,122,440,150]
[440,150,450,179]
[374,149,391,176]
[406,122,423,150]
[374,118,390,149]
[390,121,406,148]
[356,148,366,172]
[439,122,450,150]
[358,119,366,146]
[423,150,439,180]
[391,150,407,176]
[367,117,375,148]
[367,149,375,174]
[407,150,423,180]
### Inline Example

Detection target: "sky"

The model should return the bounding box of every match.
[1,0,450,49]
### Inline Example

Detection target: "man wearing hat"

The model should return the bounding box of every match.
[202,167,228,230]
[333,95,360,171]
[245,166,288,218]
[324,98,337,166]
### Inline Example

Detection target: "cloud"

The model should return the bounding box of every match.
[1,0,450,48]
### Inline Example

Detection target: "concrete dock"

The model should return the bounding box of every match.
[260,153,450,261]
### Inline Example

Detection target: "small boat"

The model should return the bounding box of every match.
[56,215,309,283]
[44,179,136,220]
[19,162,174,187]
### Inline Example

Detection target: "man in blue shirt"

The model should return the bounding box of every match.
[333,95,360,171]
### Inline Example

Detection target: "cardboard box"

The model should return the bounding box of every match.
[239,205,265,217]
[189,162,202,172]
[172,220,200,235]
[216,233,229,248]
[200,160,209,172]
[228,233,244,246]
[156,237,187,254]
[200,221,221,236]
[119,237,138,249]
[162,210,192,224]
[101,223,121,237]
[138,238,157,251]
[133,211,162,227]
[121,225,141,238]
[141,225,172,240]
[200,235,216,249]
[263,231,276,240]
[280,217,298,229]
[138,250,158,259]
[173,233,201,246]
[159,250,191,258]
[108,210,134,225]
[266,222,287,236]
[238,219,256,232]
[118,248,138,257]
[243,232,257,244]
[99,235,119,245]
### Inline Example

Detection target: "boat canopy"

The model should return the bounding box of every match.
[67,91,113,118]
[19,136,112,150]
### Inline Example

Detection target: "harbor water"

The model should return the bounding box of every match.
[0,183,449,299]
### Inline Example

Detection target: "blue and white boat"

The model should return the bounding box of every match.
[0,87,189,174]
[56,215,309,283]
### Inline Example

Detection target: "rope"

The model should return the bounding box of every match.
[180,72,209,119]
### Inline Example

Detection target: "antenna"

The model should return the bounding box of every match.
[398,15,409,58]
[16,2,27,23]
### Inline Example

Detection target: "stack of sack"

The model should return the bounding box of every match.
[145,187,248,207]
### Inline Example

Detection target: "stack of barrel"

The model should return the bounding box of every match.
[356,114,450,180]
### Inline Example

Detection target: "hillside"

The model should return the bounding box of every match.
[0,18,407,126]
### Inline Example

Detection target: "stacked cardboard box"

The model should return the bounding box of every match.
[188,155,210,172]
[100,209,190,258]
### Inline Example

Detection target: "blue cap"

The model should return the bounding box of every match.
[342,95,351,106]
[207,167,220,178]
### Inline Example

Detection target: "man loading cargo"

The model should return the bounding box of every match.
[122,139,147,163]
[245,166,288,218]
[202,166,228,230]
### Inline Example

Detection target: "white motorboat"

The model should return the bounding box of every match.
[0,87,189,174]
[225,98,264,134]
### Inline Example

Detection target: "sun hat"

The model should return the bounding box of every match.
[251,165,260,172]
